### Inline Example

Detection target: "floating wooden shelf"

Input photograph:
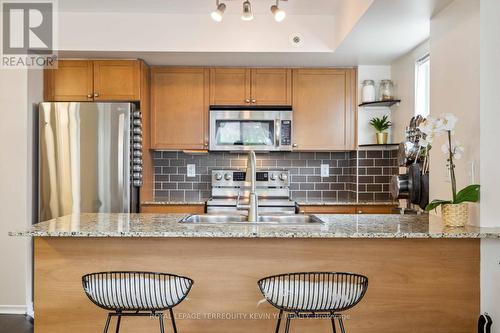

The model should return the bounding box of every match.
[358,100,401,108]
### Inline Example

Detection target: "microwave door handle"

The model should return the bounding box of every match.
[275,119,281,147]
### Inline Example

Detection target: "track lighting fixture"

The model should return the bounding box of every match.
[271,0,286,22]
[210,0,287,23]
[241,0,254,21]
[211,0,226,22]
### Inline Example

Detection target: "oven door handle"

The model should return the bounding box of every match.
[275,119,281,148]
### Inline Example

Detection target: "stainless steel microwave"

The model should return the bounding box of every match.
[209,106,293,152]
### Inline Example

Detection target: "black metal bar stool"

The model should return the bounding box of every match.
[258,272,368,333]
[82,271,194,333]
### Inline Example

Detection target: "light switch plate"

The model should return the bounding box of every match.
[187,164,196,178]
[321,164,329,178]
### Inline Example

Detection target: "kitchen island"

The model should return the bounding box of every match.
[12,213,494,333]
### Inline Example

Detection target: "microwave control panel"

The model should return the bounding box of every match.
[281,120,292,146]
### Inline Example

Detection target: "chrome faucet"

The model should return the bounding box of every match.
[237,150,259,222]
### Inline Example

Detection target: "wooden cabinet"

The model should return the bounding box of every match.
[210,68,250,105]
[141,204,205,214]
[151,67,209,150]
[93,60,140,100]
[250,68,292,105]
[44,60,93,101]
[299,204,396,215]
[292,69,357,151]
[44,59,142,101]
[210,68,291,105]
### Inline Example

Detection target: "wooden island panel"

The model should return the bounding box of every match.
[35,237,479,333]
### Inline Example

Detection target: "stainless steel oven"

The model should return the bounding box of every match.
[209,106,292,152]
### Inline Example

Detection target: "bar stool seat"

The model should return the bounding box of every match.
[82,271,194,333]
[258,272,368,333]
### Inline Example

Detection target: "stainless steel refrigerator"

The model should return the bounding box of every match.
[38,102,143,221]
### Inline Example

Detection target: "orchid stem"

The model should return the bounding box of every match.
[448,131,457,202]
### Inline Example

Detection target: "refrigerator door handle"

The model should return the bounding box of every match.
[117,113,127,213]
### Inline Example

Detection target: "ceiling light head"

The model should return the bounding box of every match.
[211,1,226,22]
[271,4,286,22]
[241,0,254,21]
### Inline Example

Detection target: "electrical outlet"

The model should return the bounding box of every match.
[187,164,196,178]
[321,164,329,178]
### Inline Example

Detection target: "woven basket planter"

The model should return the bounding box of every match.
[442,203,469,227]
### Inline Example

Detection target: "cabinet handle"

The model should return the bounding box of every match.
[292,143,298,148]
[87,94,92,98]
[251,99,256,103]
[358,210,363,214]
[245,99,250,103]
[94,93,99,98]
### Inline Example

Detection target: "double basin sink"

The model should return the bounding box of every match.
[179,214,323,225]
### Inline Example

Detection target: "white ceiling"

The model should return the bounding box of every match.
[58,0,342,15]
[57,0,455,66]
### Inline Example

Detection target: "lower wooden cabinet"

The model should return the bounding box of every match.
[299,205,397,215]
[140,204,205,214]
[151,67,209,150]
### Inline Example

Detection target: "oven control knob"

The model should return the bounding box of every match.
[270,173,277,181]
[215,173,222,181]
[224,173,232,181]
[279,173,288,181]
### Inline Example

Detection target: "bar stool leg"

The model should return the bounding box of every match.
[159,313,165,333]
[330,312,337,333]
[102,314,112,333]
[115,314,121,333]
[338,316,346,333]
[275,309,283,333]
[169,308,178,333]
[284,314,292,333]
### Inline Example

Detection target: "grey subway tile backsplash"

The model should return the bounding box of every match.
[152,149,398,203]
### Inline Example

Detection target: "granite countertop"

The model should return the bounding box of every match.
[141,200,398,206]
[9,213,500,239]
[142,201,206,205]
[296,201,398,206]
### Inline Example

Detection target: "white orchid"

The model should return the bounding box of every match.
[441,140,465,159]
[418,113,458,137]
[441,113,458,131]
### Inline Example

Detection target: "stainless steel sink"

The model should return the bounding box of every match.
[179,214,323,225]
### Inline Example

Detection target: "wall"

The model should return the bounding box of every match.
[357,66,393,145]
[152,150,397,203]
[479,0,500,328]
[429,0,480,225]
[0,71,30,313]
[390,40,430,143]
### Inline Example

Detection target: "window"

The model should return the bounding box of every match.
[415,54,430,117]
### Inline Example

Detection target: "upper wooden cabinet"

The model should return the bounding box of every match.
[93,60,141,101]
[151,68,209,150]
[44,60,142,101]
[292,69,357,151]
[44,60,94,101]
[210,68,291,106]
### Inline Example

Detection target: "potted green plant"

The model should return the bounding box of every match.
[369,115,392,144]
[419,113,480,227]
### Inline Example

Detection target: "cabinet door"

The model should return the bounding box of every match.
[210,68,251,105]
[292,69,356,151]
[151,68,209,150]
[93,60,141,101]
[251,68,291,105]
[44,60,93,101]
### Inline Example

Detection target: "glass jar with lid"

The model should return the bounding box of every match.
[379,80,395,101]
[361,80,376,103]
